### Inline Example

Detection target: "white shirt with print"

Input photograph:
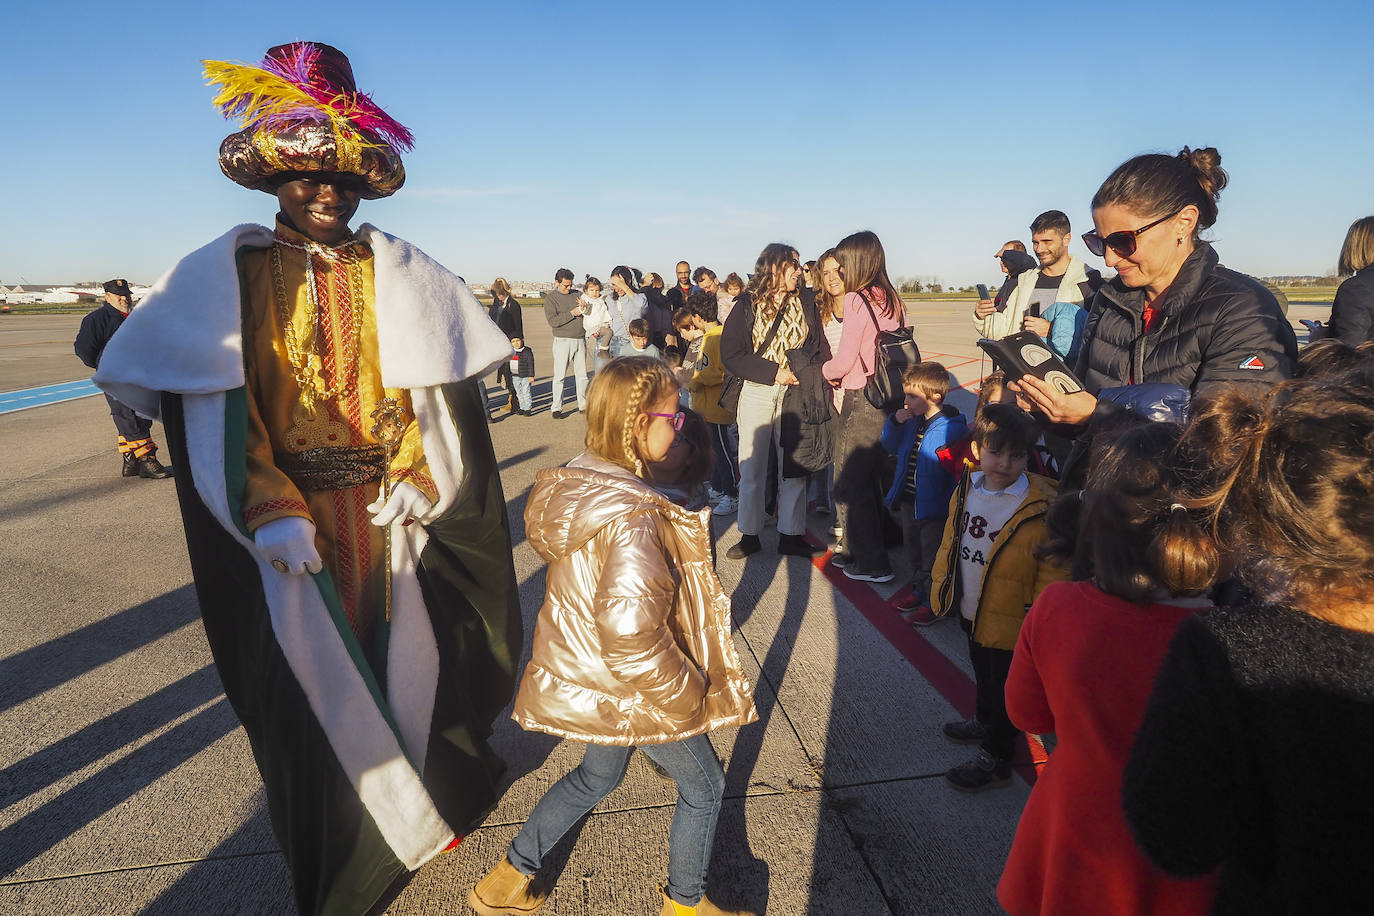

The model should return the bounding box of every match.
[957,471,1029,622]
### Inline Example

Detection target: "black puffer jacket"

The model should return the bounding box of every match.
[1075,242,1297,399]
[1328,268,1374,344]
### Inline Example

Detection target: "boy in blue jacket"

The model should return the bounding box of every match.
[881,362,966,619]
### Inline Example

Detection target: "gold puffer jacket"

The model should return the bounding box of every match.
[513,453,758,745]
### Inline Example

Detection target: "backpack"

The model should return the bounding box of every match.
[859,290,920,411]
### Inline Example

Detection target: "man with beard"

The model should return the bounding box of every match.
[94,41,522,916]
[974,210,1102,341]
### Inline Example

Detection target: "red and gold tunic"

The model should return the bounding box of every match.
[238,221,437,649]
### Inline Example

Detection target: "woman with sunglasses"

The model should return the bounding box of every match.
[1011,147,1296,427]
[720,243,828,560]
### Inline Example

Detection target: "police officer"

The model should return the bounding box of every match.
[74,279,173,478]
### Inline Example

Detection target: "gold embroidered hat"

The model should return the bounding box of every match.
[204,42,413,199]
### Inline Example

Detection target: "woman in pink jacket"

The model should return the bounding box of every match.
[822,231,909,582]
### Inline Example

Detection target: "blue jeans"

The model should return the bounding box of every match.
[507,735,725,906]
[551,336,588,412]
[512,376,532,412]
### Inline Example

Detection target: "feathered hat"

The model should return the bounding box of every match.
[203,42,413,199]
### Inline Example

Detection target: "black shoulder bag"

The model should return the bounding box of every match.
[860,291,921,411]
[718,299,789,413]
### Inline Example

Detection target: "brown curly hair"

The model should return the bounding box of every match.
[1183,372,1374,613]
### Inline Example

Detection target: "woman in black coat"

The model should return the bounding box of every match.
[1012,146,1297,426]
[1328,216,1374,344]
[490,277,524,410]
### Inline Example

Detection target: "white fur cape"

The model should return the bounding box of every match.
[94,224,512,870]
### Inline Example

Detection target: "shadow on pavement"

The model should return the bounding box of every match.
[139,806,289,916]
[0,697,240,878]
[0,478,128,524]
[497,447,547,473]
[0,584,200,715]
[715,547,828,914]
[0,664,225,808]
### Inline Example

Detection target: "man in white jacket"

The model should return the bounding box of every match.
[973,210,1103,341]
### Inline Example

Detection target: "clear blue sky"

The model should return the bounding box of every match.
[3,0,1370,288]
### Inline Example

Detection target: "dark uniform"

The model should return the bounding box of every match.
[74,280,172,478]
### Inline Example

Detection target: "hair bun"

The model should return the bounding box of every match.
[1179,146,1228,202]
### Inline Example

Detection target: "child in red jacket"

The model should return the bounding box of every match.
[998,420,1220,916]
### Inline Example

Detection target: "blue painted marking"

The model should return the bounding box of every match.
[0,379,102,415]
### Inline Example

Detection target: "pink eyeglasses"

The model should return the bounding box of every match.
[646,411,686,431]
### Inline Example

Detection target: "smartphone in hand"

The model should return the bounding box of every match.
[976,283,990,301]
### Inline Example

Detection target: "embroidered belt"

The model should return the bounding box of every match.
[277,445,387,491]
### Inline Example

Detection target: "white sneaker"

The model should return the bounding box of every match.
[707,487,724,506]
[712,496,737,517]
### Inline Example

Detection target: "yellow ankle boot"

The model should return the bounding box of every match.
[659,887,756,916]
[467,857,547,916]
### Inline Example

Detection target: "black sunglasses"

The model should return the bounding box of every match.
[1082,209,1181,258]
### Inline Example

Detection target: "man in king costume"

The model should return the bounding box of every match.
[94,42,523,915]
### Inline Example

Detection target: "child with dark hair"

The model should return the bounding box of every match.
[880,362,966,622]
[928,404,1066,790]
[628,317,660,359]
[997,421,1220,916]
[581,275,612,372]
[1122,374,1374,915]
[686,291,738,518]
[646,408,713,512]
[663,345,691,407]
[678,295,710,369]
[675,302,706,398]
[506,336,536,415]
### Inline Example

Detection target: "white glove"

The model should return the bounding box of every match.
[367,481,433,528]
[254,516,324,575]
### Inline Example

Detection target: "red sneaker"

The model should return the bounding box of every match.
[904,605,940,627]
[893,593,923,613]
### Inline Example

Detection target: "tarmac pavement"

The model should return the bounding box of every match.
[0,302,1322,915]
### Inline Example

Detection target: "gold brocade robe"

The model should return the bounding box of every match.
[238,222,437,649]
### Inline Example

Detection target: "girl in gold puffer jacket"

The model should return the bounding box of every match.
[470,357,758,916]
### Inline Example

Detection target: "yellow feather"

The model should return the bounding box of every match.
[202,60,384,150]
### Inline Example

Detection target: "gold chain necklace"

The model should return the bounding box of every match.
[270,235,366,417]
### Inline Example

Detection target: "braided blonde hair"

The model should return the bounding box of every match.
[585,356,680,477]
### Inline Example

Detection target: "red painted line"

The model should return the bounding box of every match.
[933,356,981,371]
[954,374,992,392]
[804,537,1039,783]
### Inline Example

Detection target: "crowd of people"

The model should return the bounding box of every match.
[86,38,1374,916]
[463,146,1374,915]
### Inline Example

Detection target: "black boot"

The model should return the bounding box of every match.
[777,533,824,558]
[121,453,139,477]
[725,534,762,559]
[136,454,174,479]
